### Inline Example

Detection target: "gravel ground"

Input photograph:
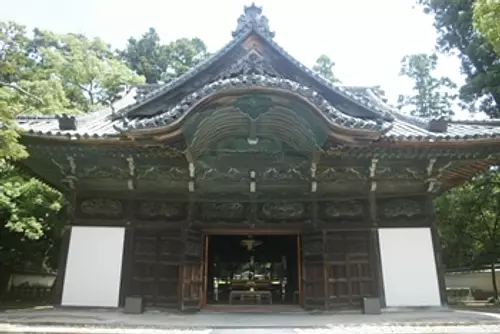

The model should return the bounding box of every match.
[2,324,500,334]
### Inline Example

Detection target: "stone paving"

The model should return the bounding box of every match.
[1,307,500,333]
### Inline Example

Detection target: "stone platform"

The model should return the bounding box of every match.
[1,306,500,333]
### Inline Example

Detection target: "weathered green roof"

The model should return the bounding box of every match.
[15,4,500,143]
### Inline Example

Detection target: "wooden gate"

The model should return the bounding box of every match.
[301,230,326,309]
[130,229,182,308]
[324,231,374,309]
[180,227,204,311]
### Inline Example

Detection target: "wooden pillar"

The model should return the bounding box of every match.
[368,158,386,307]
[118,224,135,306]
[296,235,302,306]
[51,225,72,305]
[425,195,447,306]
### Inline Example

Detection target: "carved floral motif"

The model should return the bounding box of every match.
[262,202,304,219]
[218,50,279,80]
[79,166,128,179]
[376,167,424,181]
[262,167,307,181]
[201,202,245,218]
[80,198,122,217]
[317,167,367,182]
[383,199,421,218]
[324,200,364,218]
[138,201,183,218]
[197,167,247,182]
[137,166,188,182]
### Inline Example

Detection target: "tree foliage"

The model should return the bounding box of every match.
[312,54,340,83]
[474,0,500,56]
[417,0,500,117]
[0,21,145,289]
[436,170,500,298]
[397,53,457,118]
[35,31,144,112]
[120,28,210,84]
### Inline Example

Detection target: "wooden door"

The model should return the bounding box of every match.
[180,227,204,311]
[301,230,326,309]
[324,231,374,309]
[131,229,182,308]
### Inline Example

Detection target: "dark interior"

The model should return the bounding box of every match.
[206,235,299,305]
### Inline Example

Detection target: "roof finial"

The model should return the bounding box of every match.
[232,3,275,38]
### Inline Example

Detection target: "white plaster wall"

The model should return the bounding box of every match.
[9,274,56,289]
[378,227,441,307]
[62,226,125,307]
[446,271,500,292]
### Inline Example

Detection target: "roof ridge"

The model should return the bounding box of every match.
[113,29,254,119]
[364,88,433,129]
[16,114,59,120]
[254,31,396,120]
[450,118,500,125]
[116,74,392,134]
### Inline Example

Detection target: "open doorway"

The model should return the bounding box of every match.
[205,235,300,306]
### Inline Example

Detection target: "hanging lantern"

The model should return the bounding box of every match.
[240,236,262,251]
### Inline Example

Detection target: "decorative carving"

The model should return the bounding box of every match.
[218,50,279,80]
[383,199,421,218]
[262,202,304,219]
[233,94,273,119]
[262,166,307,181]
[136,166,189,182]
[80,198,122,217]
[376,167,424,181]
[78,166,128,179]
[201,202,245,218]
[196,166,247,182]
[324,200,364,218]
[232,3,275,38]
[138,201,183,218]
[317,167,367,182]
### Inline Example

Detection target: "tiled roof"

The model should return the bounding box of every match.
[13,5,500,144]
[15,85,500,142]
[118,75,392,133]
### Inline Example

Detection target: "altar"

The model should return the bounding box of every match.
[207,235,298,305]
[229,290,273,305]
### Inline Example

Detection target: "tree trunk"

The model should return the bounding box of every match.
[491,262,499,300]
[0,264,11,296]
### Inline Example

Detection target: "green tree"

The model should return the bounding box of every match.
[397,53,456,118]
[417,0,500,118]
[436,171,500,299]
[37,31,144,112]
[312,54,340,83]
[0,22,147,293]
[121,29,210,84]
[474,0,500,55]
[120,28,168,84]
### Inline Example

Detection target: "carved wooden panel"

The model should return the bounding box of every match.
[130,229,182,307]
[76,198,124,219]
[319,200,367,222]
[199,202,247,221]
[379,197,425,221]
[259,201,307,221]
[324,231,373,308]
[134,201,186,221]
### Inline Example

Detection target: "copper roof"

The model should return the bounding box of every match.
[14,4,500,144]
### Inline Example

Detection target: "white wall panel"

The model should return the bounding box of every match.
[378,227,441,307]
[62,226,125,307]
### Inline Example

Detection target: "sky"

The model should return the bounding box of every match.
[0,0,470,117]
